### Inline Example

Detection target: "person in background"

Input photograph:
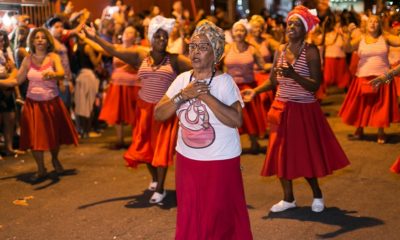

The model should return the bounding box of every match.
[224,19,271,154]
[242,6,350,213]
[0,30,18,157]
[0,28,78,181]
[340,15,400,144]
[84,16,191,204]
[155,20,252,240]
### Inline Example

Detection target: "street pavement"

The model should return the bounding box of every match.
[1,91,399,240]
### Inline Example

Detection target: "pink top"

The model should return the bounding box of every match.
[26,57,59,101]
[111,56,140,86]
[325,33,346,58]
[254,40,272,72]
[138,55,177,103]
[276,44,316,103]
[356,36,389,77]
[224,45,255,84]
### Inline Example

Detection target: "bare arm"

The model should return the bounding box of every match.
[198,94,242,128]
[343,26,361,52]
[252,45,272,72]
[154,95,179,121]
[84,44,102,68]
[0,58,27,88]
[384,31,400,47]
[42,53,65,80]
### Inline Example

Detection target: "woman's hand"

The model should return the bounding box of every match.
[181,80,209,100]
[83,23,96,39]
[241,89,256,102]
[369,76,385,88]
[42,70,56,80]
[276,62,297,78]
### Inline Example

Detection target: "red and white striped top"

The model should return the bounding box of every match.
[356,36,389,77]
[275,44,316,103]
[138,55,177,103]
[111,56,140,86]
[224,45,255,84]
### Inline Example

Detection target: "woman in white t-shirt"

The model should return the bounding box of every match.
[155,20,253,240]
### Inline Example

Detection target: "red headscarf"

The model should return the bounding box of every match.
[287,5,320,33]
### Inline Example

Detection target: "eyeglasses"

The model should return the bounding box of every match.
[188,42,210,52]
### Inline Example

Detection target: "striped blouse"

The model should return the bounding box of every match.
[138,55,177,103]
[275,44,316,103]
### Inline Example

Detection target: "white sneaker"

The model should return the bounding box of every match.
[149,190,167,204]
[270,200,296,212]
[311,198,324,212]
[148,181,158,191]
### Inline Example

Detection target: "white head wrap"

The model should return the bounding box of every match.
[232,19,251,32]
[147,16,176,42]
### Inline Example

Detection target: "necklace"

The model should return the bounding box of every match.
[148,54,167,71]
[189,68,216,86]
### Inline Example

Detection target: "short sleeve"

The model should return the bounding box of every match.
[217,74,244,108]
[166,71,188,99]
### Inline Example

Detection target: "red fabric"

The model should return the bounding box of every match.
[175,153,253,240]
[287,5,320,32]
[261,100,349,179]
[20,97,79,151]
[99,84,140,125]
[349,52,359,78]
[123,98,178,168]
[339,76,400,128]
[254,72,274,129]
[324,57,351,88]
[393,75,400,97]
[237,83,267,137]
[390,157,400,174]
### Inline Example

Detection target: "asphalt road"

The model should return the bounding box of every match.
[1,91,400,240]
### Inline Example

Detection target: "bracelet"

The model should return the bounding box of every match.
[172,92,184,107]
[384,72,393,84]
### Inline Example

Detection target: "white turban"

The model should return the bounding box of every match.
[232,19,251,33]
[147,16,176,42]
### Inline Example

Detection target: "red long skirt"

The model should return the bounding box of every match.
[261,100,350,179]
[324,57,351,89]
[98,84,140,125]
[123,98,178,168]
[394,75,400,97]
[237,82,266,137]
[339,76,400,128]
[349,52,359,78]
[20,97,79,151]
[390,157,400,174]
[175,153,253,240]
[254,72,274,129]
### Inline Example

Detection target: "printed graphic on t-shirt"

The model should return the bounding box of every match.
[178,99,215,149]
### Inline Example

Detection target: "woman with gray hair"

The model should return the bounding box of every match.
[155,20,252,240]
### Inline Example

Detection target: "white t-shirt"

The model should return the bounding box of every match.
[166,71,244,161]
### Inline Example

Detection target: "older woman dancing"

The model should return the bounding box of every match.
[243,6,350,213]
[155,20,252,240]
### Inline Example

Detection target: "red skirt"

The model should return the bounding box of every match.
[175,153,253,240]
[254,72,274,129]
[324,57,351,88]
[238,83,266,137]
[394,75,400,97]
[98,84,140,125]
[261,100,350,179]
[390,157,400,174]
[123,98,178,168]
[339,76,400,128]
[20,97,79,151]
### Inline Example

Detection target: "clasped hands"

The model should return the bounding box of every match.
[181,80,210,100]
[275,61,296,78]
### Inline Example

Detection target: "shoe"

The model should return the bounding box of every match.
[311,198,324,212]
[148,181,158,191]
[149,190,167,204]
[89,132,102,138]
[30,171,48,182]
[377,134,386,144]
[270,200,296,212]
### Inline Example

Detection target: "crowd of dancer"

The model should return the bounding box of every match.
[0,1,400,239]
